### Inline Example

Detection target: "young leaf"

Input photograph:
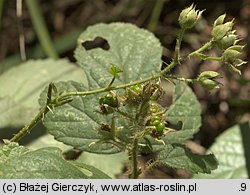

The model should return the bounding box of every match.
[75,23,162,89]
[0,146,109,179]
[157,144,218,174]
[194,121,250,178]
[108,64,123,79]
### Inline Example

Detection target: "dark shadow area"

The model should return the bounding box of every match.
[240,122,250,179]
[0,122,47,145]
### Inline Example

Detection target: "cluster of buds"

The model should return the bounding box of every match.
[212,14,246,74]
[178,4,203,30]
[212,14,235,46]
[197,71,221,90]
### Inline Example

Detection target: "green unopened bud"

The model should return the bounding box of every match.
[212,21,234,41]
[216,33,237,50]
[222,45,246,75]
[178,4,203,29]
[223,45,243,64]
[213,14,226,26]
[197,71,220,90]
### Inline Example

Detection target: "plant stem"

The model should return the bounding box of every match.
[10,106,48,142]
[147,0,165,32]
[55,73,162,101]
[202,56,222,61]
[56,60,176,101]
[129,136,140,179]
[164,75,196,83]
[107,76,116,88]
[25,0,58,59]
[174,28,186,63]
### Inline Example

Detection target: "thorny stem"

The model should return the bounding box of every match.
[10,106,48,142]
[129,136,140,179]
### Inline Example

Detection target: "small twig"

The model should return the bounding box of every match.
[16,0,26,61]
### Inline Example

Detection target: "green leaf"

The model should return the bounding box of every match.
[108,64,123,79]
[76,152,127,178]
[194,121,250,178]
[0,59,87,128]
[157,144,218,174]
[75,22,162,89]
[0,146,109,178]
[42,81,122,154]
[162,82,201,144]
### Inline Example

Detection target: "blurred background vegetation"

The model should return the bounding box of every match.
[0,0,249,178]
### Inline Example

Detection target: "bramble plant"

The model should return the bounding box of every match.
[0,5,246,179]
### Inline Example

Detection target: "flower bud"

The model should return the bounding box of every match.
[212,21,234,41]
[213,14,226,26]
[178,4,203,29]
[216,33,237,50]
[222,45,246,75]
[197,71,220,90]
[222,45,243,64]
